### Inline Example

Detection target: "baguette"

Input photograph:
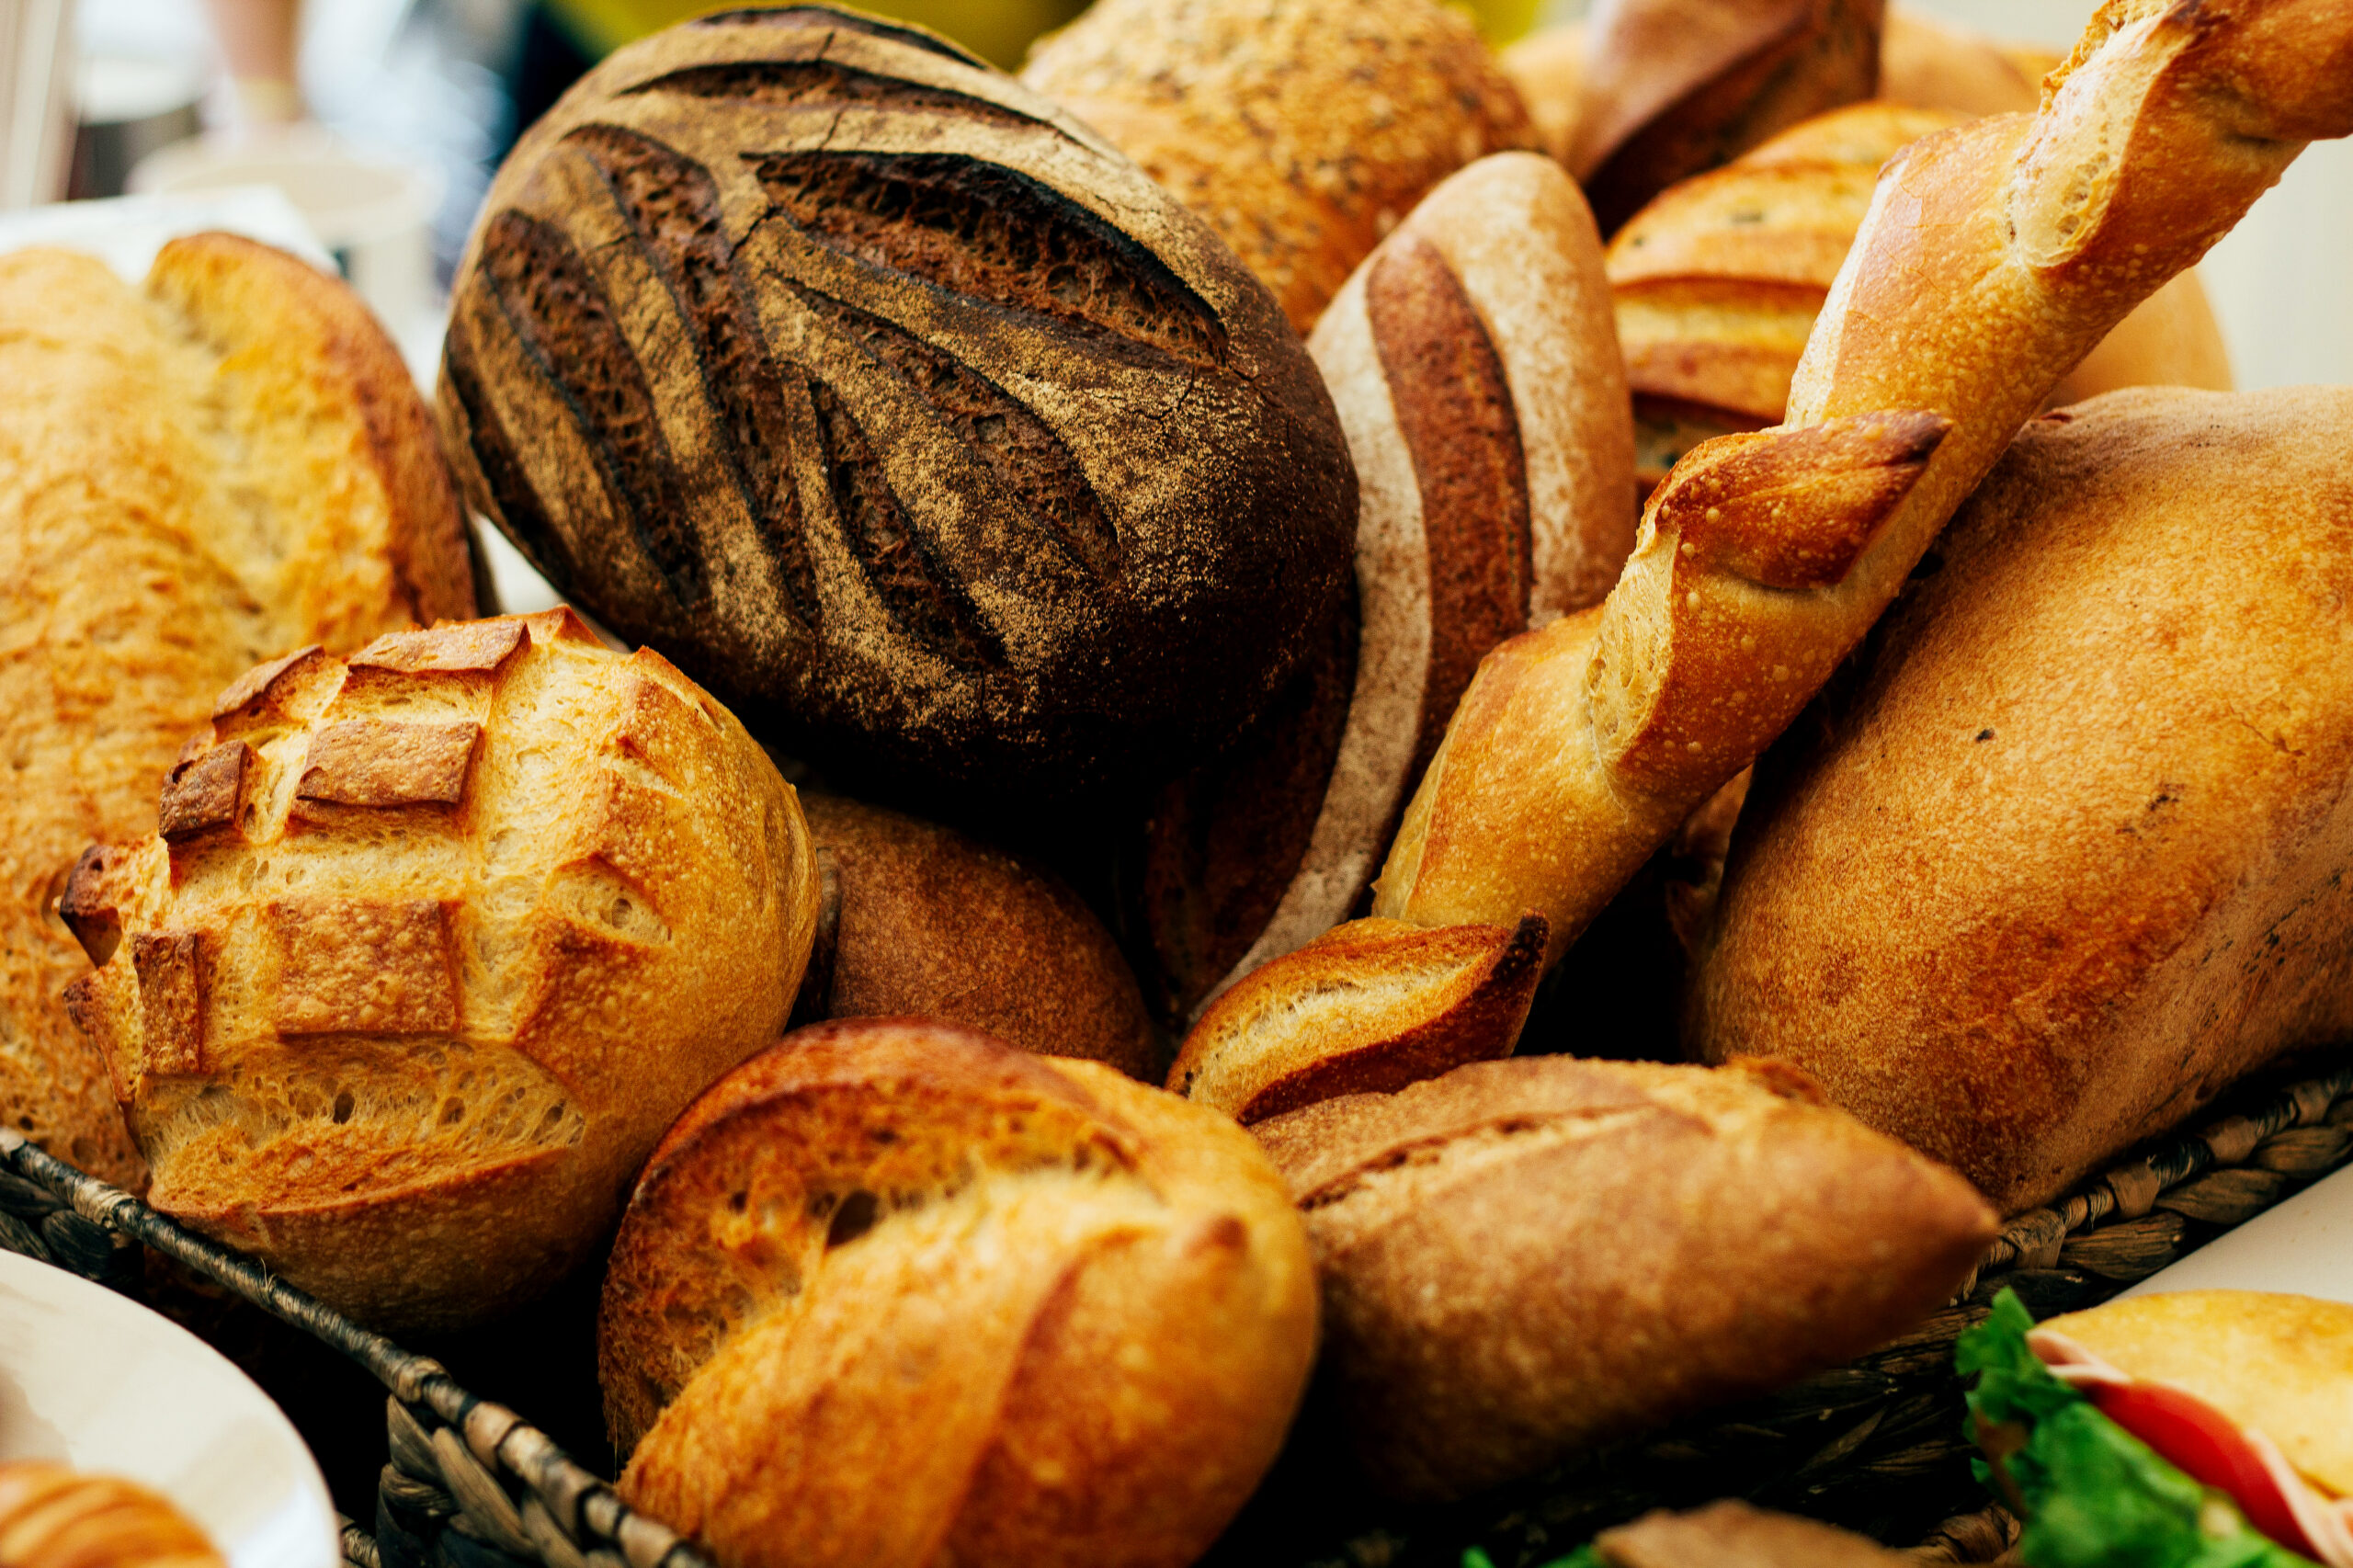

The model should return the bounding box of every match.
[1376,0,2353,966]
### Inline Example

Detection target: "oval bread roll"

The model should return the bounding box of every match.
[58,610,818,1330]
[1254,1054,1996,1501]
[601,1018,1317,1568]
[795,794,1156,1078]
[1021,0,1535,335]
[0,236,474,1187]
[1695,387,2353,1210]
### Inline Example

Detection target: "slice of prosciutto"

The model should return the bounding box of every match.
[2029,1327,2353,1567]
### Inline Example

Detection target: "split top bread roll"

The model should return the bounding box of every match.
[1375,0,2353,969]
[57,611,818,1330]
[600,1018,1317,1568]
[1253,1054,1995,1501]
[1695,387,2353,1210]
[1020,0,1535,335]
[0,236,473,1189]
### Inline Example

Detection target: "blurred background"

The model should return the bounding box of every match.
[0,0,2345,606]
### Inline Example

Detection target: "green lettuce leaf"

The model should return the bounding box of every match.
[1959,1289,2321,1568]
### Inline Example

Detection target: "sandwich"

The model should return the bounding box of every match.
[1961,1288,2353,1567]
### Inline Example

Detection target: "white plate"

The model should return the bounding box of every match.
[2119,1159,2353,1305]
[0,1248,338,1568]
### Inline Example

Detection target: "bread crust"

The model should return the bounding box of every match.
[1377,2,2353,969]
[795,794,1156,1077]
[441,7,1355,808]
[59,611,816,1329]
[1144,153,1631,1022]
[1022,0,1535,335]
[0,1464,222,1568]
[0,240,473,1188]
[1253,1054,1995,1500]
[601,1018,1317,1568]
[1695,387,2353,1210]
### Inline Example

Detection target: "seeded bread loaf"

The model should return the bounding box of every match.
[1695,388,2353,1210]
[794,794,1156,1078]
[0,236,473,1188]
[441,6,1355,811]
[1253,1054,1995,1500]
[58,611,818,1330]
[601,1018,1317,1568]
[1138,153,1631,1024]
[1020,0,1536,335]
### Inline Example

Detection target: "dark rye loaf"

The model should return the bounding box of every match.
[438,6,1356,807]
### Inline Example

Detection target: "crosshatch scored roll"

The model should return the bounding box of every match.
[438,5,1357,808]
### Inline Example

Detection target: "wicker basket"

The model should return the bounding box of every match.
[4,1053,2347,1568]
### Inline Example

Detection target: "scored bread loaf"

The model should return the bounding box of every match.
[441,6,1355,811]
[0,1465,222,1568]
[1609,101,2233,493]
[1171,914,1546,1122]
[793,794,1156,1078]
[0,236,473,1187]
[1372,0,2353,969]
[1570,0,1884,236]
[1139,153,1631,1026]
[1695,387,2353,1210]
[1253,1054,1995,1501]
[1020,0,1535,335]
[58,611,818,1330]
[601,1018,1317,1568]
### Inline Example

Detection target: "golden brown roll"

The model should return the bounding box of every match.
[1021,0,1535,335]
[600,1017,1317,1568]
[1694,386,2353,1210]
[0,235,474,1188]
[57,610,818,1330]
[1254,1054,1996,1501]
[795,794,1156,1078]
[0,1465,222,1568]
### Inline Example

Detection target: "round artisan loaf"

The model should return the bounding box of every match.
[600,1017,1318,1568]
[439,6,1355,808]
[794,793,1157,1078]
[1694,387,2353,1212]
[0,236,475,1188]
[1020,0,1536,335]
[57,610,819,1331]
[1253,1054,1995,1501]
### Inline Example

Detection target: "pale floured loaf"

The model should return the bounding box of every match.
[0,235,473,1187]
[58,611,818,1330]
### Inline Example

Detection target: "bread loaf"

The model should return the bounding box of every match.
[1695,387,2353,1210]
[1253,1055,1995,1500]
[0,236,473,1188]
[1571,0,1883,236]
[1880,6,2053,118]
[1019,0,1535,335]
[1375,0,2353,965]
[58,610,818,1329]
[601,1017,1317,1568]
[1139,153,1631,1022]
[1171,914,1545,1122]
[794,793,1155,1077]
[440,6,1355,810]
[1586,1500,1917,1567]
[0,1465,222,1568]
[1609,101,2233,493]
[1500,24,1585,167]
